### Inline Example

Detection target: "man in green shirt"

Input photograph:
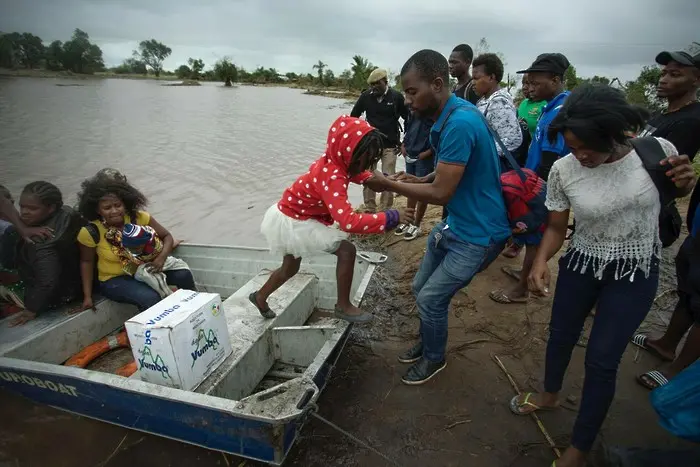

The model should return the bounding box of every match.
[517,73,546,137]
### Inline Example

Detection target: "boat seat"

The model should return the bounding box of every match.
[195,271,318,399]
[0,296,137,364]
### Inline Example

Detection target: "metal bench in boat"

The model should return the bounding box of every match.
[0,243,378,465]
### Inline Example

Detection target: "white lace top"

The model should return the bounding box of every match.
[545,137,677,281]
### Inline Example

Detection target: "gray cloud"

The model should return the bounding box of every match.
[1,0,698,81]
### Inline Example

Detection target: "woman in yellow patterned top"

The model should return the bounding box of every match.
[76,176,195,311]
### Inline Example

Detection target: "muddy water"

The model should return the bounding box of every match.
[0,77,363,247]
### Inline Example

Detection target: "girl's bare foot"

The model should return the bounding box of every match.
[9,310,37,327]
[334,303,373,323]
[337,304,363,316]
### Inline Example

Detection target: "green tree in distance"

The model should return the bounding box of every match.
[312,60,327,85]
[112,56,147,74]
[625,65,663,112]
[323,68,335,86]
[187,58,204,79]
[44,40,64,71]
[564,65,580,90]
[61,29,104,74]
[214,57,238,86]
[176,64,191,79]
[0,32,45,69]
[137,39,172,77]
[16,33,44,68]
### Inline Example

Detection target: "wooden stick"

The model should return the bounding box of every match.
[492,354,561,458]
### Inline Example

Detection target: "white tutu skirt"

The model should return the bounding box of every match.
[260,205,348,258]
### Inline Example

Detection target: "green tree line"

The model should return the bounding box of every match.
[0,29,676,110]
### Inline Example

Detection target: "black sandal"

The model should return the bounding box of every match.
[249,291,276,319]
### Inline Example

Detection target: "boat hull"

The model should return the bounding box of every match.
[0,243,375,465]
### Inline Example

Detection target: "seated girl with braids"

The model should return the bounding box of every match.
[76,177,196,312]
[9,182,84,326]
[250,115,414,323]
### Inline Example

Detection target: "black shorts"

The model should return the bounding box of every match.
[675,236,700,324]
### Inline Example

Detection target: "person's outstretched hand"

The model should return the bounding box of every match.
[364,171,389,192]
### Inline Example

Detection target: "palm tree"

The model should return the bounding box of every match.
[312,60,327,86]
[350,55,373,90]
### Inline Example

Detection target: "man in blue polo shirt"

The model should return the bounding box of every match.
[517,53,571,181]
[368,49,511,385]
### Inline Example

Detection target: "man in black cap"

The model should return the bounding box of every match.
[517,53,571,181]
[634,42,700,394]
[640,42,700,160]
[499,54,571,262]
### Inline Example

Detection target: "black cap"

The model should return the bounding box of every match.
[656,42,700,68]
[517,53,571,76]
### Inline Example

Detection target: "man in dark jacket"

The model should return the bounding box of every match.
[351,68,409,212]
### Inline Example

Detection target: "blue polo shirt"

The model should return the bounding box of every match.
[430,95,511,246]
[525,91,570,171]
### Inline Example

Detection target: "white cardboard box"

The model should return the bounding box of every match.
[125,289,232,391]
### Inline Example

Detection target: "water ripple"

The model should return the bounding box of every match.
[0,78,355,247]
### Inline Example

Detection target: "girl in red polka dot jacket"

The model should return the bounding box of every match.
[250,115,415,323]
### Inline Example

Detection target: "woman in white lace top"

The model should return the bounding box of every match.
[508,84,696,467]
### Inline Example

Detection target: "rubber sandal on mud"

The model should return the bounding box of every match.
[489,289,528,304]
[248,291,276,319]
[509,393,557,415]
[334,306,373,323]
[631,334,674,361]
[637,370,669,390]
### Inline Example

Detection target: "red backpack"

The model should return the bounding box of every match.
[500,168,547,235]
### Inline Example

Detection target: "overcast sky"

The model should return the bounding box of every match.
[1,0,698,81]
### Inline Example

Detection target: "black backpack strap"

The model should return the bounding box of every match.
[631,137,684,204]
[84,223,100,244]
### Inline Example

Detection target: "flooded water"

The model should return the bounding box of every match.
[0,77,362,247]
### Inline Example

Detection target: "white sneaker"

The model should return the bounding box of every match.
[404,225,421,241]
[394,223,408,236]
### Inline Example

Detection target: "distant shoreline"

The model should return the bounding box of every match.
[0,68,361,101]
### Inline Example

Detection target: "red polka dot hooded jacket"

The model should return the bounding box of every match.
[276,115,398,234]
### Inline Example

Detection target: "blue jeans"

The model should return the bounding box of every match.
[545,255,659,451]
[412,222,506,362]
[406,158,434,178]
[99,270,196,311]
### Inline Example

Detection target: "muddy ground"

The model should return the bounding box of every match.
[0,203,695,467]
